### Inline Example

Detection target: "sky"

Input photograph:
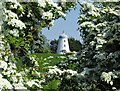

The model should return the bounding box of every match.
[42,4,83,43]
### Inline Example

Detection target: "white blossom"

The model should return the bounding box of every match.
[27,10,32,18]
[49,20,54,26]
[0,75,13,90]
[96,22,107,27]
[58,56,66,59]
[2,63,17,77]
[10,4,17,9]
[2,69,16,77]
[8,18,26,29]
[48,66,63,75]
[4,56,9,61]
[59,0,66,6]
[109,8,119,16]
[43,62,49,66]
[38,0,46,8]
[101,72,112,84]
[88,11,100,17]
[101,72,117,85]
[7,62,16,69]
[48,66,78,76]
[112,87,117,90]
[4,9,18,19]
[5,0,18,3]
[11,75,18,83]
[26,80,40,88]
[9,2,22,9]
[58,11,66,17]
[47,56,54,59]
[13,82,27,89]
[96,37,107,44]
[30,56,36,62]
[0,43,5,50]
[0,61,8,70]
[96,44,102,50]
[110,81,113,85]
[80,21,95,28]
[16,73,22,77]
[64,69,78,76]
[90,41,95,46]
[42,11,53,20]
[101,10,106,13]
[46,0,54,4]
[9,29,19,37]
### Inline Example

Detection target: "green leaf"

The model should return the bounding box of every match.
[42,79,61,90]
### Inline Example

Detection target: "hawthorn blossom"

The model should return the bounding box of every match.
[5,9,18,19]
[42,11,53,20]
[13,82,27,89]
[9,29,19,37]
[38,0,46,8]
[80,21,95,28]
[5,0,18,3]
[26,80,39,88]
[101,72,118,85]
[0,74,13,90]
[58,11,66,17]
[8,18,26,29]
[0,61,7,70]
[64,69,78,76]
[46,0,54,5]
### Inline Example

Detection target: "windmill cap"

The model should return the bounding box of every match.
[59,32,68,38]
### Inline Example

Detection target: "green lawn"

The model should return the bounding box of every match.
[33,53,67,72]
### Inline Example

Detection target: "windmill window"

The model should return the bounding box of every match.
[64,40,66,42]
[64,45,66,47]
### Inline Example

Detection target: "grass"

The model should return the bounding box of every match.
[33,53,67,72]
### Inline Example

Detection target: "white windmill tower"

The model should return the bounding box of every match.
[57,31,70,54]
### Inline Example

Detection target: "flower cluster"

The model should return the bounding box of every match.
[0,74,13,90]
[0,59,45,90]
[42,11,53,20]
[9,29,19,37]
[0,61,8,70]
[4,9,18,20]
[48,66,78,76]
[101,72,118,85]
[38,0,46,8]
[77,1,120,90]
[0,0,76,90]
[8,19,26,29]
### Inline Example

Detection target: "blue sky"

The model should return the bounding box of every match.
[42,4,83,43]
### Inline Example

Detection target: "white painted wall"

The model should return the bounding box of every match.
[57,33,70,54]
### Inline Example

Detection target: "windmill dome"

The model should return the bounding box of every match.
[59,33,68,38]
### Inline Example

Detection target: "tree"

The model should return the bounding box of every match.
[76,1,120,90]
[68,37,82,52]
[31,31,51,53]
[0,0,76,90]
[50,39,58,53]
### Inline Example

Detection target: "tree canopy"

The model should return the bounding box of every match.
[76,1,120,90]
[0,0,76,90]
